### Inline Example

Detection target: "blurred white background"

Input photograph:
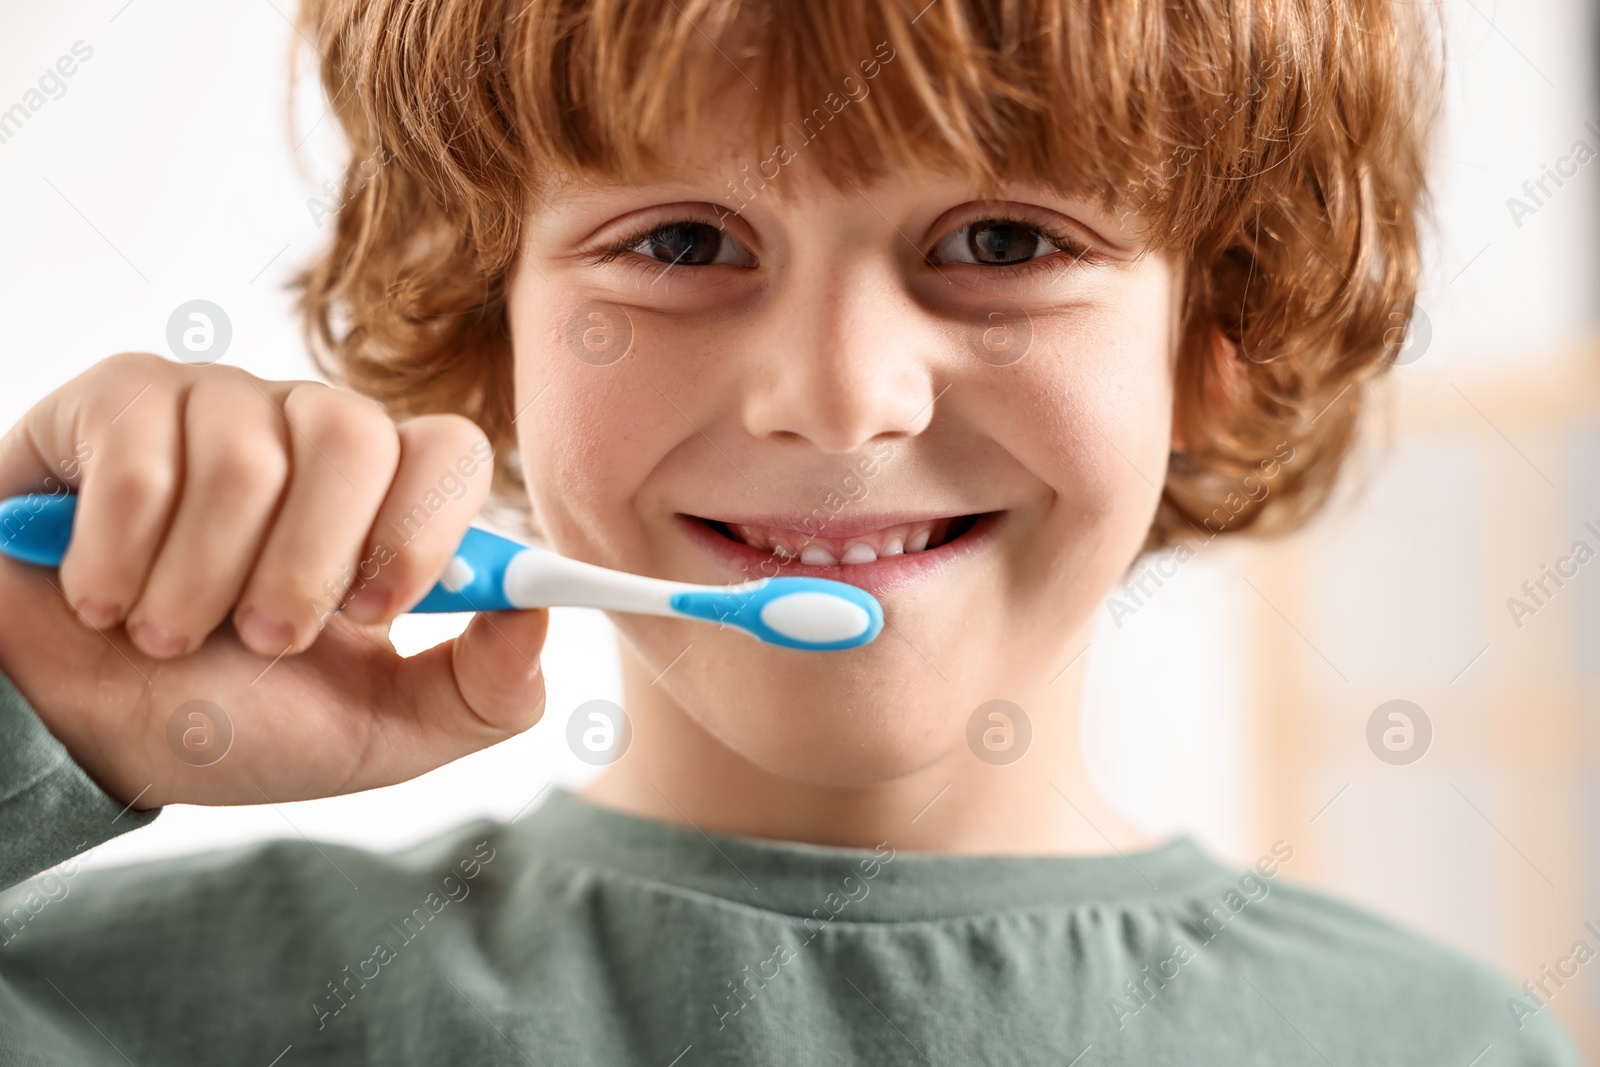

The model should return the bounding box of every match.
[2,0,1598,1046]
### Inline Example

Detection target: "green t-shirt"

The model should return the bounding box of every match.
[0,668,1582,1064]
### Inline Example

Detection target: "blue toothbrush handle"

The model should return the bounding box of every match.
[408,526,522,613]
[0,492,524,614]
[0,492,77,567]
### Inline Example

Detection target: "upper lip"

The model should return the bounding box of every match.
[684,510,996,540]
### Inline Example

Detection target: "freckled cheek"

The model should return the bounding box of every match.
[1079,373,1172,501]
[513,351,680,557]
[1004,331,1172,520]
[986,343,1170,623]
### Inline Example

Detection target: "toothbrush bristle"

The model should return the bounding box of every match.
[667,577,884,651]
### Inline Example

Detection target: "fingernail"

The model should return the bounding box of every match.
[132,621,189,658]
[343,584,389,624]
[77,599,121,629]
[235,607,295,654]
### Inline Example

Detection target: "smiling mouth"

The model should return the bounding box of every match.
[676,510,1005,596]
[679,510,1001,566]
[703,513,981,564]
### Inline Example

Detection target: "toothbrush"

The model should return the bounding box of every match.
[0,492,883,652]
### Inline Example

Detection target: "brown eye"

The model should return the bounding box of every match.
[641,223,729,265]
[966,221,1042,265]
[603,218,756,269]
[930,216,1077,270]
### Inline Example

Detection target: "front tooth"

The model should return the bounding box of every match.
[800,544,837,566]
[840,542,878,564]
[906,527,931,552]
[881,537,904,556]
[734,523,771,550]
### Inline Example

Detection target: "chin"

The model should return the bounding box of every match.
[731,688,963,788]
[619,615,975,788]
[703,698,966,789]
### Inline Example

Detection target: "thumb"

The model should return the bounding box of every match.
[396,608,550,756]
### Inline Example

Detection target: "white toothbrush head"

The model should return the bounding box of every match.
[667,577,883,651]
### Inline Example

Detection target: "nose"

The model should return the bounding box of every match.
[740,267,939,454]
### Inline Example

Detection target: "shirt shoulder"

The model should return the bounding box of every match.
[2,815,510,964]
[1205,874,1584,1066]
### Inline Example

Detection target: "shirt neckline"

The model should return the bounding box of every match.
[512,786,1239,922]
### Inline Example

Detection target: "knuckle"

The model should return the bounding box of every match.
[285,386,399,472]
[420,413,494,477]
[196,437,290,499]
[98,465,175,519]
[408,411,489,452]
[97,350,168,381]
[81,354,171,426]
[396,416,495,510]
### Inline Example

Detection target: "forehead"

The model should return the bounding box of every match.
[539,87,1159,251]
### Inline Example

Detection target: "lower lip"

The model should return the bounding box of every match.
[673,511,1004,597]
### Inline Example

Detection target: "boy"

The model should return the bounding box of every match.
[0,0,1582,1062]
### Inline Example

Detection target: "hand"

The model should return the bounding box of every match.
[0,352,548,809]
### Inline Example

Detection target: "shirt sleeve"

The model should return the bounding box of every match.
[0,665,160,890]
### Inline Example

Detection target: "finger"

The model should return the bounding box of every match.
[124,368,290,658]
[0,352,179,498]
[232,383,400,656]
[382,607,549,772]
[341,414,495,625]
[0,383,92,615]
[0,366,94,497]
[53,354,185,631]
